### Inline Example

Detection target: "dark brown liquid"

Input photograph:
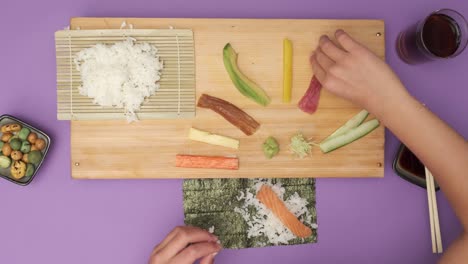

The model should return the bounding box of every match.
[399,146,425,179]
[422,14,461,57]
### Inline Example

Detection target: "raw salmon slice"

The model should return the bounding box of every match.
[256,185,312,238]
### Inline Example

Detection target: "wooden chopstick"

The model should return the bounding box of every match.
[425,167,443,253]
[429,170,443,253]
[425,167,437,253]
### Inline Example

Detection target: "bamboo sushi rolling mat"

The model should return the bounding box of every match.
[55,29,195,120]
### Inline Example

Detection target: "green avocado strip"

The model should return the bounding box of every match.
[223,43,271,106]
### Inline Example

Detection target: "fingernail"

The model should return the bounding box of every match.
[336,29,345,36]
[212,252,218,257]
[319,35,328,44]
[216,240,223,250]
[216,240,224,250]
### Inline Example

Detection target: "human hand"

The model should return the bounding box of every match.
[149,226,221,264]
[310,30,410,119]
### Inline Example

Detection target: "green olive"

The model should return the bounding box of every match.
[20,141,31,153]
[0,156,11,169]
[25,163,35,177]
[10,138,22,151]
[18,128,31,141]
[28,150,43,165]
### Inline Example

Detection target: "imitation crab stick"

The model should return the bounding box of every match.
[256,185,312,238]
[175,155,239,170]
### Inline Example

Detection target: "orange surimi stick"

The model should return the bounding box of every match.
[256,185,312,238]
[175,155,239,170]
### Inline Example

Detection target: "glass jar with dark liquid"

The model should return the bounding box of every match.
[397,9,468,64]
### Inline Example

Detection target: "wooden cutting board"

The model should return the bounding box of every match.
[69,17,385,179]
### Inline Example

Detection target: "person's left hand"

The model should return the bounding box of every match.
[148,226,222,264]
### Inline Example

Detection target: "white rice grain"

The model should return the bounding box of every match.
[74,38,163,122]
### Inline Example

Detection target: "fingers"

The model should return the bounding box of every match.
[335,29,361,52]
[200,253,216,264]
[318,35,347,61]
[310,53,327,84]
[172,242,221,264]
[157,226,217,260]
[152,227,180,254]
[314,47,335,71]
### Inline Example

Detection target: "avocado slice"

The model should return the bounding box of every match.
[223,43,271,106]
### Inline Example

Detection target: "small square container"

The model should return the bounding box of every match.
[393,143,439,191]
[0,115,51,186]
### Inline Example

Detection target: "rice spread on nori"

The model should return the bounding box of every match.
[183,178,318,249]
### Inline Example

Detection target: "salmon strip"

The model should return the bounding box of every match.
[175,155,239,170]
[256,185,312,238]
[197,94,260,136]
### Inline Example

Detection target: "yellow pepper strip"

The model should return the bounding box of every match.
[283,38,293,103]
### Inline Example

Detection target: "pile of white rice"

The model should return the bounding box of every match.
[234,179,318,246]
[74,38,163,122]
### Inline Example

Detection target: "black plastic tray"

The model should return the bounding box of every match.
[0,115,51,186]
[393,143,439,191]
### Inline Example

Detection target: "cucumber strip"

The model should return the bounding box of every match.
[223,43,271,106]
[319,119,380,153]
[322,110,369,142]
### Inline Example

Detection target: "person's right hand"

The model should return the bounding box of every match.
[149,226,221,264]
[310,29,410,120]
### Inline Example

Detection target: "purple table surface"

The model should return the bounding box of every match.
[1,0,467,263]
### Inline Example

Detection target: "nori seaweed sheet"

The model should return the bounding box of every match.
[183,178,317,249]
